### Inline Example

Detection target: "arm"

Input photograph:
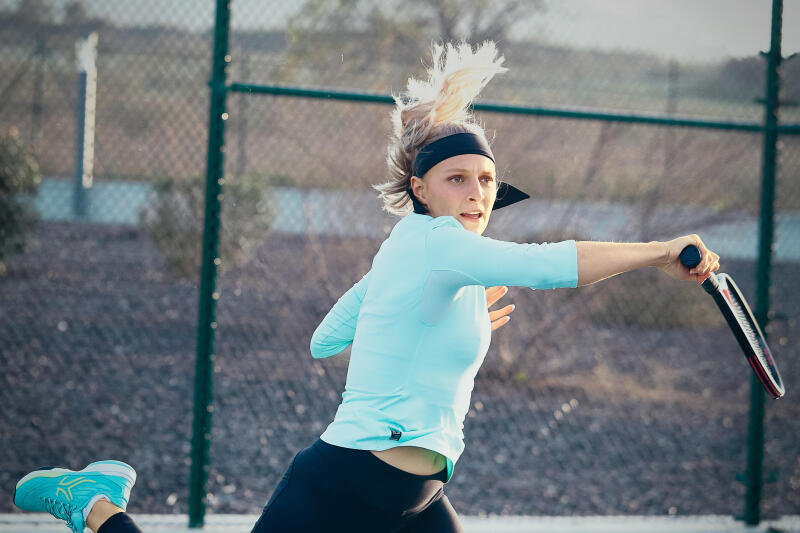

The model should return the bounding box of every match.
[309,270,371,359]
[425,217,578,289]
[576,241,666,286]
[576,235,720,286]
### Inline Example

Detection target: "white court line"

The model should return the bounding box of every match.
[2,514,799,533]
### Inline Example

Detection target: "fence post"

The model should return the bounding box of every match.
[744,0,782,525]
[31,36,45,153]
[188,0,231,527]
[236,51,249,177]
[73,32,97,218]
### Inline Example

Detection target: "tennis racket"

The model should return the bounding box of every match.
[679,244,785,399]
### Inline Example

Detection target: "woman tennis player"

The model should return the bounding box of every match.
[13,41,719,533]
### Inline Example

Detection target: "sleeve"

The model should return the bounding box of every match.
[424,217,578,289]
[309,270,371,359]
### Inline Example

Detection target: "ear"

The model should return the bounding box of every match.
[410,176,426,204]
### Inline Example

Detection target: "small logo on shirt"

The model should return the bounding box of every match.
[389,429,402,441]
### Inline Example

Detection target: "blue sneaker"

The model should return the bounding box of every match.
[13,460,136,533]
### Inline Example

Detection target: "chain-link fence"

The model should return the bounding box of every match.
[1,0,798,524]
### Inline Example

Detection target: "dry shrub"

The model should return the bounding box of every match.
[140,173,277,279]
[0,129,41,270]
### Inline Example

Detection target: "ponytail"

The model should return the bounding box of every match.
[373,41,506,215]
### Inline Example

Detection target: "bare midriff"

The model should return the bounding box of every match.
[370,446,447,476]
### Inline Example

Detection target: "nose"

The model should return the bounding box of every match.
[467,177,484,202]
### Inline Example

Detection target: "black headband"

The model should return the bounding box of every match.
[407,132,530,214]
[413,132,494,179]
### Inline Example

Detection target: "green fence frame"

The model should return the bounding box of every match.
[745,0,785,525]
[189,0,797,526]
[188,0,230,527]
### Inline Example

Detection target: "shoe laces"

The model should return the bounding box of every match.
[42,497,80,532]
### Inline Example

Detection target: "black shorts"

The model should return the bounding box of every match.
[250,438,462,533]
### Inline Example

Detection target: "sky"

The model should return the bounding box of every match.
[538,0,800,62]
[15,0,800,62]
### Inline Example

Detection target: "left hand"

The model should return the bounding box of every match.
[486,285,515,331]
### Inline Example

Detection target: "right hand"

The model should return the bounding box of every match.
[658,234,720,283]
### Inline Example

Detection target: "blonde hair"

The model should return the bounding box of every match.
[372,41,507,216]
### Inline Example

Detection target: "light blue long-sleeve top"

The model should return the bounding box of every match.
[310,212,578,481]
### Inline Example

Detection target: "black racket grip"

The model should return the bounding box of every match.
[679,244,719,294]
[679,245,701,268]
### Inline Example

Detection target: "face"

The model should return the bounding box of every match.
[410,153,497,235]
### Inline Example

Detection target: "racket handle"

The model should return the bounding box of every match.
[679,244,719,294]
[679,245,701,268]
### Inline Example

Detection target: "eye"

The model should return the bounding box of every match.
[448,175,463,183]
[481,175,494,183]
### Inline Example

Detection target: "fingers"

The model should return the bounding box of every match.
[486,286,514,331]
[489,303,515,323]
[704,251,720,274]
[663,234,720,283]
[684,235,720,282]
[491,316,510,331]
[696,271,713,284]
[485,285,509,308]
[688,245,719,276]
[490,306,515,330]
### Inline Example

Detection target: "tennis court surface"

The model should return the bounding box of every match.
[2,514,799,533]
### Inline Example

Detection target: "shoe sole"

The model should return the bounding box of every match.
[14,460,137,504]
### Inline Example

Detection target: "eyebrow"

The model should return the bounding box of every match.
[444,168,496,175]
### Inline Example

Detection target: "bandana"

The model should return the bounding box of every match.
[407,132,530,214]
[413,132,494,179]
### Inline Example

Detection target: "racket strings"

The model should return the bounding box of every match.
[726,291,770,369]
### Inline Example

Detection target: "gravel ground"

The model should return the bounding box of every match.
[1,221,798,519]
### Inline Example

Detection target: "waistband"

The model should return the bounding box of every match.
[312,438,448,483]
[297,438,447,516]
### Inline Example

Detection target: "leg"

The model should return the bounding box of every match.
[249,447,335,533]
[14,460,138,533]
[394,494,463,533]
[250,440,393,533]
[88,501,143,533]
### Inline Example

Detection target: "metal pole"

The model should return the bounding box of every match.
[188,0,230,527]
[73,58,86,217]
[744,0,782,525]
[237,50,248,178]
[73,32,97,218]
[228,83,800,134]
[31,36,45,153]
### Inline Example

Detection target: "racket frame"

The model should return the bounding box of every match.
[701,272,785,399]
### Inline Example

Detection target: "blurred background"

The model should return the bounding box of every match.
[0,0,798,523]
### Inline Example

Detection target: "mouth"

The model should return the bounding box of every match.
[460,211,483,221]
